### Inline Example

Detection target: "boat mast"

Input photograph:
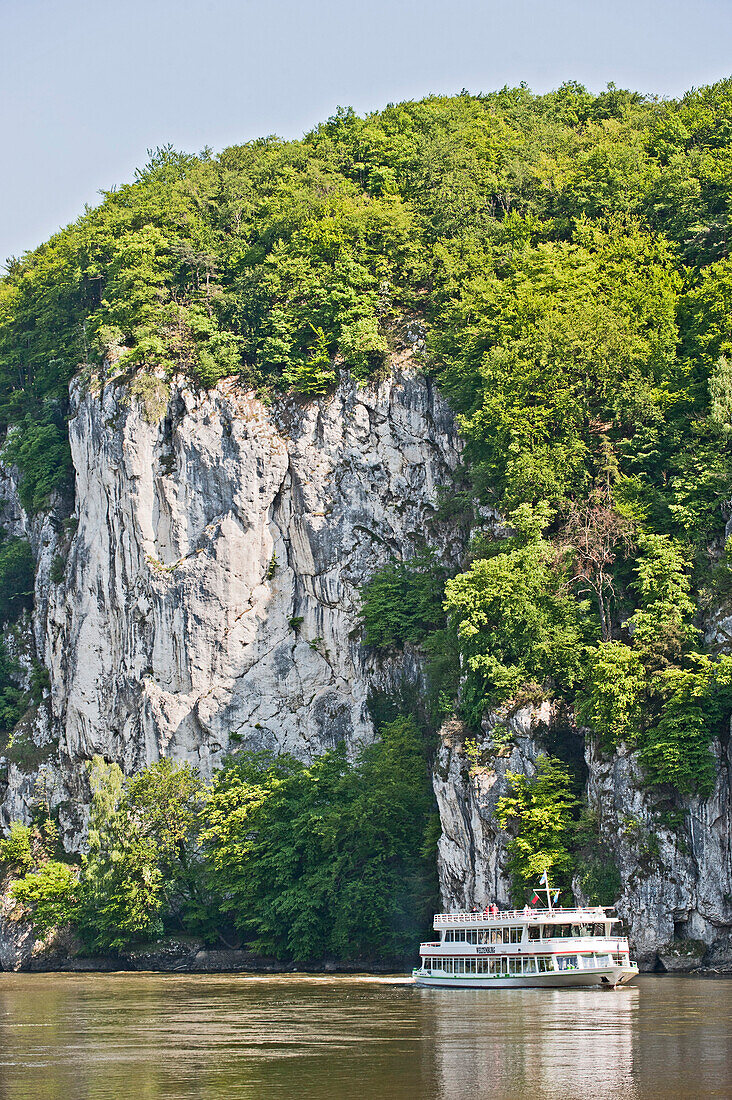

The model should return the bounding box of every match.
[543,868,553,913]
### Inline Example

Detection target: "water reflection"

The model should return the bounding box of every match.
[424,986,638,1099]
[0,974,728,1099]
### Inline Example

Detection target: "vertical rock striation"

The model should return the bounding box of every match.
[0,364,462,842]
[2,359,731,969]
[432,708,732,970]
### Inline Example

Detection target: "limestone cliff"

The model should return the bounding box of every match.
[2,361,732,972]
[433,706,732,971]
[0,363,462,845]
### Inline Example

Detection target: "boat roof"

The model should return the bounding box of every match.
[434,906,616,927]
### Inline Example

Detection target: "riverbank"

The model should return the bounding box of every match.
[0,929,412,974]
[4,941,731,976]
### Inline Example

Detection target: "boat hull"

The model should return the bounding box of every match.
[414,966,638,989]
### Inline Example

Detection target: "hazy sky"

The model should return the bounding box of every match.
[2,0,731,263]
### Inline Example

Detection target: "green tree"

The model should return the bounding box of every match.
[202,718,436,961]
[0,537,34,623]
[576,643,646,747]
[123,757,209,933]
[629,534,697,664]
[0,822,34,872]
[361,551,446,649]
[639,655,732,795]
[0,638,29,738]
[11,861,78,935]
[496,755,579,904]
[444,505,592,721]
[281,325,337,395]
[76,757,164,951]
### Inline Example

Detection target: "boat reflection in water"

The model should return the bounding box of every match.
[421,984,638,1100]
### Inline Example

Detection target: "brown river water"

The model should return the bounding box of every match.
[0,973,729,1099]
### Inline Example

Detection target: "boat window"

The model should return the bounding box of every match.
[466,930,477,944]
[507,927,522,943]
[523,957,537,974]
[490,929,503,944]
[528,924,542,940]
[537,956,554,972]
[478,930,489,944]
[571,925,583,937]
[444,931,453,942]
[557,955,578,971]
[508,958,521,975]
[593,923,607,936]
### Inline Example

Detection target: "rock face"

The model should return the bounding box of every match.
[584,735,732,970]
[0,364,462,844]
[432,708,732,971]
[433,709,548,913]
[2,359,732,971]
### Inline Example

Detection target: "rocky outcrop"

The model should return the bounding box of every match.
[3,355,732,971]
[584,735,732,970]
[433,709,549,912]
[0,363,462,845]
[0,879,38,971]
[0,875,81,972]
[432,707,732,972]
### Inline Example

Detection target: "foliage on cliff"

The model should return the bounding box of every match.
[3,79,732,802]
[496,755,579,901]
[203,717,436,959]
[3,722,436,960]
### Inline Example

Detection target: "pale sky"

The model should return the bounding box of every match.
[2,0,731,263]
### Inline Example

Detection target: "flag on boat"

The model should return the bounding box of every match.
[553,889,560,902]
[530,893,540,905]
[540,870,549,886]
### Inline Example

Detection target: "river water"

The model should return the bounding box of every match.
[0,973,728,1099]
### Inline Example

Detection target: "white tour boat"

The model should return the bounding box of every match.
[413,904,639,989]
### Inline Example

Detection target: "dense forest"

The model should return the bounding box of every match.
[2,79,732,953]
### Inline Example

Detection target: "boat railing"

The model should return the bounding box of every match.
[433,906,609,925]
[421,935,629,950]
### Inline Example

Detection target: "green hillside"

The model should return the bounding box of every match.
[3,80,732,941]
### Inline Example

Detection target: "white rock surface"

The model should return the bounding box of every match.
[3,358,732,969]
[433,707,549,913]
[432,707,732,970]
[585,735,732,968]
[0,365,462,842]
